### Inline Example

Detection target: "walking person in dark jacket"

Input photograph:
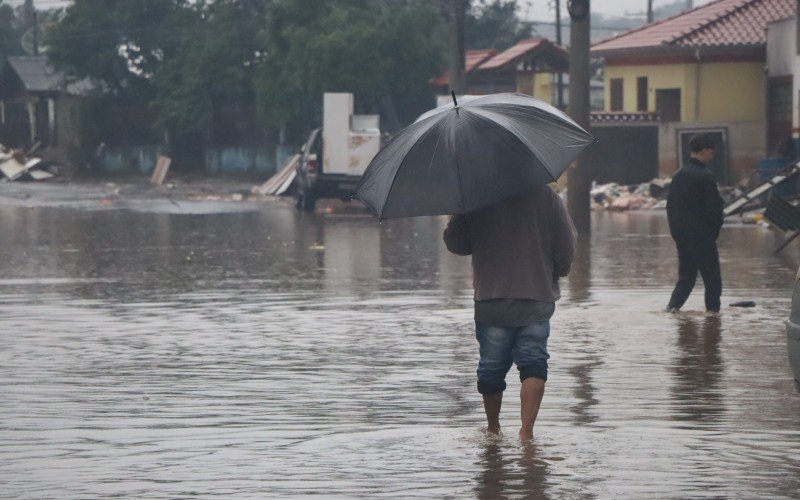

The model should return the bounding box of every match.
[443,185,576,441]
[666,134,724,313]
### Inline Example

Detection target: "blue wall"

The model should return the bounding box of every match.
[95,145,162,173]
[94,144,293,176]
[205,147,276,174]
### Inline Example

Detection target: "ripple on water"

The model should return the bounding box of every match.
[1,207,799,497]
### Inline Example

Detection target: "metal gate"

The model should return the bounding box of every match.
[590,125,659,185]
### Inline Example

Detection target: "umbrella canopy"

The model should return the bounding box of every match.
[354,93,594,219]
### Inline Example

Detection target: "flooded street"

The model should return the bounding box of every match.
[1,187,799,498]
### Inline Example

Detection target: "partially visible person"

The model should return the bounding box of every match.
[666,133,724,313]
[444,185,576,441]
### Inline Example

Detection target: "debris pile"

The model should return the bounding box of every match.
[588,178,745,211]
[590,178,671,211]
[0,144,56,182]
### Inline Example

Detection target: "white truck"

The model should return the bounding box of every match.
[294,93,381,210]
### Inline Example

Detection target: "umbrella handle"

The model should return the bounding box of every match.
[451,90,458,108]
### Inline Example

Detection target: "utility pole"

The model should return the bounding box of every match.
[567,0,591,234]
[555,0,564,109]
[32,10,38,56]
[647,0,654,23]
[23,0,38,55]
[448,0,467,95]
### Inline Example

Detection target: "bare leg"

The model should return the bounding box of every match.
[519,377,545,441]
[483,392,503,435]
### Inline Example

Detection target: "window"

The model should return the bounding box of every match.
[656,88,681,122]
[637,77,648,111]
[610,78,623,111]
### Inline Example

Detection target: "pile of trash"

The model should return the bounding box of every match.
[0,144,56,182]
[590,178,671,211]
[588,178,745,211]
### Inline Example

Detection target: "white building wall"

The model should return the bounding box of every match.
[767,16,799,146]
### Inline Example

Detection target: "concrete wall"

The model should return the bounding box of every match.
[95,145,162,173]
[516,73,556,104]
[605,61,765,122]
[605,63,693,117]
[698,62,765,123]
[94,145,279,175]
[658,121,766,185]
[205,147,274,174]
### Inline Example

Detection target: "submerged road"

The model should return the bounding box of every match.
[1,185,798,497]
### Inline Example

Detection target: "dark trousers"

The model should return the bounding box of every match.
[667,237,722,312]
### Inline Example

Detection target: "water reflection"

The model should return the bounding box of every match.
[568,234,592,302]
[475,442,549,499]
[670,315,725,423]
[1,199,799,498]
[567,359,602,426]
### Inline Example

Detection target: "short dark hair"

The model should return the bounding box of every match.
[689,134,715,152]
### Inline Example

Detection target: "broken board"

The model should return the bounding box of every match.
[254,154,299,196]
[150,156,172,185]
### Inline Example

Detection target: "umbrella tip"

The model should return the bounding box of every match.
[451,90,458,108]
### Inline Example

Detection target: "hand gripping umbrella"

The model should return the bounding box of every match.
[354,92,593,219]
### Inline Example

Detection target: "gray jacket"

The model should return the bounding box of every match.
[443,185,577,302]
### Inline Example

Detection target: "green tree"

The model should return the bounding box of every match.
[256,0,445,139]
[0,1,24,59]
[44,0,446,150]
[151,0,265,136]
[465,0,535,50]
[45,0,193,98]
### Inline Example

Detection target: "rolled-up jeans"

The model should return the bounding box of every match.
[475,320,550,395]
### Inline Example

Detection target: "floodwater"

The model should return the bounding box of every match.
[1,186,799,498]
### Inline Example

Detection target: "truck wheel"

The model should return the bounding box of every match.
[296,189,317,211]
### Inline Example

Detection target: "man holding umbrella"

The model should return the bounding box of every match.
[355,93,592,441]
[443,186,576,440]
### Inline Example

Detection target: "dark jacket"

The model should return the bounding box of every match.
[667,158,724,241]
[443,185,576,302]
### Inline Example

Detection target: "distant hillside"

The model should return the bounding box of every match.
[533,1,696,46]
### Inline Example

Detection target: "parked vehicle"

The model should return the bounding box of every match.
[294,93,381,211]
[787,266,800,393]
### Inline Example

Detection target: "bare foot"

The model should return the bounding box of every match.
[519,428,533,441]
[486,425,502,436]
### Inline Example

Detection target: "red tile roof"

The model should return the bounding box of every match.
[480,38,546,69]
[431,38,568,87]
[592,0,795,54]
[431,49,497,87]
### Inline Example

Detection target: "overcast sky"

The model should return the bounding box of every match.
[6,0,717,20]
[523,0,715,21]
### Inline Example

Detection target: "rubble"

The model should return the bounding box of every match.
[0,144,56,182]
[590,178,672,211]
[585,177,744,212]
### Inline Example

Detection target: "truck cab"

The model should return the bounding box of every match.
[295,93,381,211]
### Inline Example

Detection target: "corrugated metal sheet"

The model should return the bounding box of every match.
[6,56,94,95]
[592,0,795,54]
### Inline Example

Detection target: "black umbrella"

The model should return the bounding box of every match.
[354,92,594,219]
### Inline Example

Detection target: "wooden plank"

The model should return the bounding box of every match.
[150,155,172,185]
[724,160,800,216]
[254,154,299,195]
[27,169,54,180]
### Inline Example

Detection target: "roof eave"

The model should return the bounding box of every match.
[592,43,765,59]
